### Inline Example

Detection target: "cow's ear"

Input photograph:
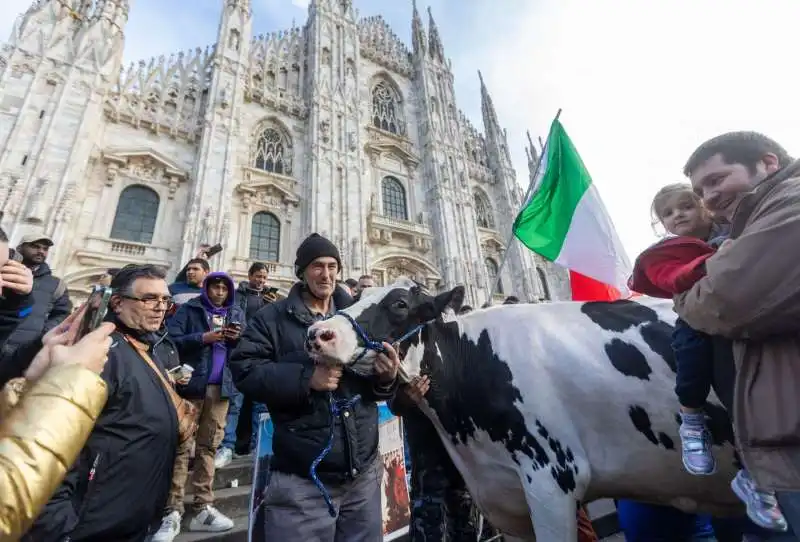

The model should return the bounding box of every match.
[433,286,465,315]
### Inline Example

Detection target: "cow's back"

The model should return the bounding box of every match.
[423,298,742,538]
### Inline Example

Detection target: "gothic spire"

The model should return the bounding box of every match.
[226,0,251,9]
[478,70,500,135]
[411,0,425,56]
[427,6,443,62]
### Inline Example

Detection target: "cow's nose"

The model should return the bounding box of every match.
[308,328,318,341]
[318,329,336,343]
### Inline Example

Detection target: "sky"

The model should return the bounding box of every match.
[4,0,800,259]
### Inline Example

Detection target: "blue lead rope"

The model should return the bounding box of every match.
[310,392,362,517]
[308,311,428,517]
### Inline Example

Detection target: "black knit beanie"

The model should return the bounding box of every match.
[294,233,341,278]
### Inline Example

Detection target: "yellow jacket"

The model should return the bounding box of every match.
[0,364,108,541]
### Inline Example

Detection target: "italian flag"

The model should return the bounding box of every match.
[513,117,632,302]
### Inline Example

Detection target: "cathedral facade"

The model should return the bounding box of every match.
[0,0,568,305]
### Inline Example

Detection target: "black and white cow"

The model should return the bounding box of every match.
[306,277,744,541]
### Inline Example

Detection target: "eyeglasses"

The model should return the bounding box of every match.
[123,295,175,310]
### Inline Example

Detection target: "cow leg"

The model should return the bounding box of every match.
[521,474,578,542]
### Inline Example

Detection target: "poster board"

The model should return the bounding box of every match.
[248,402,410,542]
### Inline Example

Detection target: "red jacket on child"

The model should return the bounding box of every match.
[628,236,717,299]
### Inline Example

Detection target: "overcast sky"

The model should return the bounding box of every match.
[4,0,800,258]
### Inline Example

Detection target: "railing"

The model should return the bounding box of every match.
[230,257,294,281]
[110,241,146,257]
[368,212,432,238]
[75,236,172,267]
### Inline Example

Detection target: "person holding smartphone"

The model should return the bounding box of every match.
[1,315,114,540]
[215,262,278,468]
[0,226,36,388]
[153,272,245,541]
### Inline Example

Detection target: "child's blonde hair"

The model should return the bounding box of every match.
[650,182,710,236]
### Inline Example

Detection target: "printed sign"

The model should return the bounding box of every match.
[248,402,410,542]
[379,405,411,540]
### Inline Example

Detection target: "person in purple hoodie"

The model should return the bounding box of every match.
[153,272,245,542]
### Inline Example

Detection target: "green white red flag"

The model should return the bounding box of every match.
[513,117,631,301]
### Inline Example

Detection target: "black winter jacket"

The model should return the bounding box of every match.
[235,281,271,322]
[1,262,71,355]
[26,328,180,542]
[0,289,34,388]
[230,283,397,484]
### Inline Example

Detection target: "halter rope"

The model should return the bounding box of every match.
[309,310,428,516]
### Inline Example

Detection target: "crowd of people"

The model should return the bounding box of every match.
[1,129,800,542]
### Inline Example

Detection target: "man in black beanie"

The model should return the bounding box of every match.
[230,233,400,541]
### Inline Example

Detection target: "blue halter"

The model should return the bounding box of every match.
[333,310,427,364]
[308,310,427,517]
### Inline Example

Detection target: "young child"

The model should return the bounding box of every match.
[630,183,787,533]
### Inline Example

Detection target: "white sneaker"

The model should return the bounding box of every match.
[150,510,181,542]
[189,505,234,532]
[214,447,233,469]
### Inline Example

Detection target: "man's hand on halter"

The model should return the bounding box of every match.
[405,375,430,404]
[374,342,400,384]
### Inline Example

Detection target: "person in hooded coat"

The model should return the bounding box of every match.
[214,262,278,467]
[152,272,245,541]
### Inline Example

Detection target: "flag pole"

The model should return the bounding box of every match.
[487,108,562,304]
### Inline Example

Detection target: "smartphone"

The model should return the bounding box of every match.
[74,286,112,341]
[167,366,183,375]
[265,287,279,295]
[205,243,223,258]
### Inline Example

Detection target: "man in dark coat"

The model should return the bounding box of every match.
[26,264,180,542]
[0,227,34,387]
[230,233,400,541]
[2,234,71,360]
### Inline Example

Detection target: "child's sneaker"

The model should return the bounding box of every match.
[679,412,716,475]
[731,469,788,532]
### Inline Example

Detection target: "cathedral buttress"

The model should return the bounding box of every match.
[304,0,364,277]
[0,0,128,269]
[186,0,252,265]
[478,70,541,302]
[411,2,483,302]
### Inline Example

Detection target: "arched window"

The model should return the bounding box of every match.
[382,177,408,221]
[253,123,292,175]
[485,257,503,295]
[249,212,280,261]
[371,80,404,135]
[473,191,495,229]
[110,185,159,244]
[537,267,551,301]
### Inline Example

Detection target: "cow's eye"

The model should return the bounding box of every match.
[393,300,408,310]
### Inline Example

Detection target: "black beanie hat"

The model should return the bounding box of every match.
[294,233,341,278]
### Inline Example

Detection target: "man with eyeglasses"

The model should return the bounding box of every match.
[27,264,183,542]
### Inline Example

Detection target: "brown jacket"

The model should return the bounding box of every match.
[0,365,108,540]
[674,160,800,491]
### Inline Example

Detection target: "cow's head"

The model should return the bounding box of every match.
[306,276,465,381]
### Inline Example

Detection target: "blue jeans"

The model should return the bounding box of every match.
[221,390,244,451]
[616,500,783,541]
[673,318,715,410]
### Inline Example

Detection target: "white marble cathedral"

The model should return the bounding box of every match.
[0,0,568,305]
